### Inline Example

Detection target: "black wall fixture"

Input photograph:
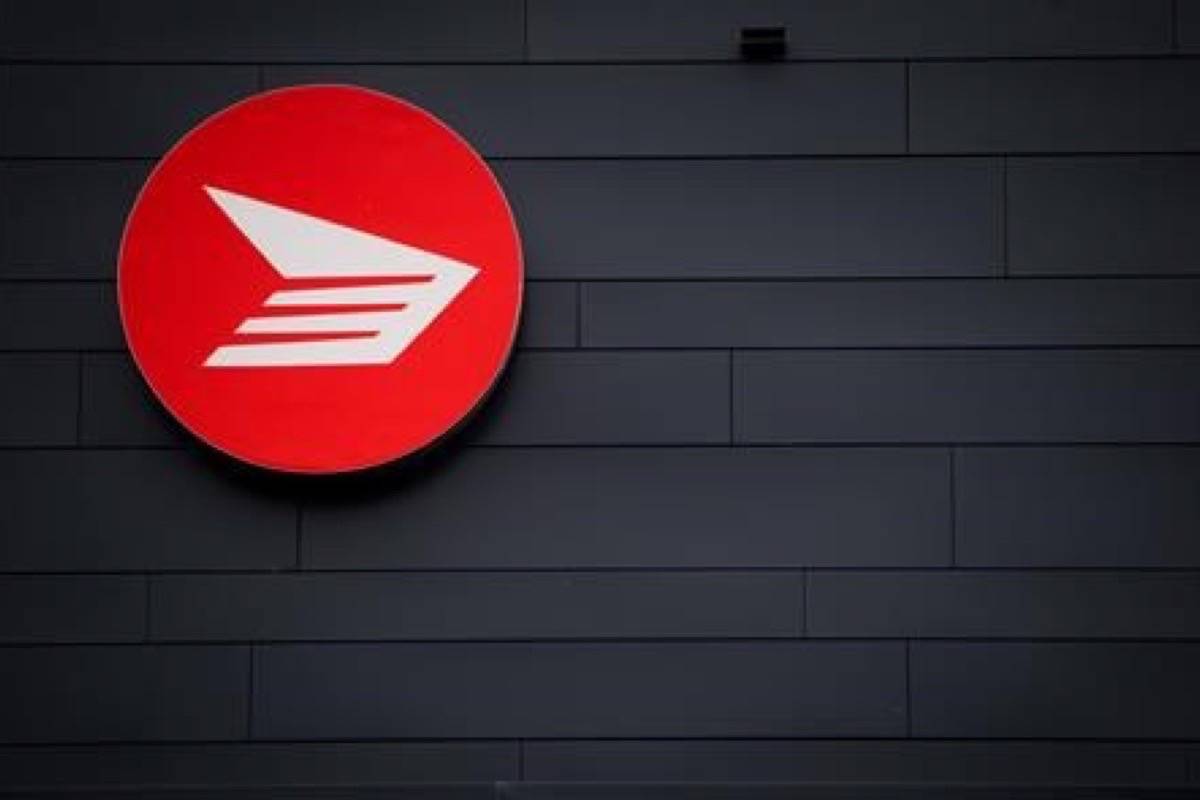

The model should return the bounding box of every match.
[739,25,788,60]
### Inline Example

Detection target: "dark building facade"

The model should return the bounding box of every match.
[3,0,1200,795]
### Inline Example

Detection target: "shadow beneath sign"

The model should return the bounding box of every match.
[191,354,523,507]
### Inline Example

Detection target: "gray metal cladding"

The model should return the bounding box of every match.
[2,0,1200,794]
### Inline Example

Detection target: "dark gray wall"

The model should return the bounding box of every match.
[2,1,1200,796]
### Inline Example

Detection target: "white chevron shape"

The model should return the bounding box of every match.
[202,186,479,368]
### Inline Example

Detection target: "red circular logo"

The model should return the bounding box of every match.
[118,85,523,474]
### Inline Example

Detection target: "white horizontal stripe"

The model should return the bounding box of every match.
[206,338,384,368]
[236,311,402,335]
[265,283,431,307]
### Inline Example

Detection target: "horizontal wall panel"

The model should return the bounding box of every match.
[0,787,493,799]
[504,784,1199,799]
[3,159,997,280]
[1008,157,1200,276]
[956,447,1200,567]
[735,350,1200,443]
[583,279,1200,348]
[0,451,295,571]
[1182,0,1200,51]
[911,643,1200,738]
[0,283,122,350]
[80,354,181,447]
[475,352,729,444]
[13,786,1164,800]
[1,162,148,279]
[303,448,949,569]
[525,740,1188,783]
[0,646,248,743]
[529,0,1171,60]
[3,66,257,158]
[253,642,906,739]
[497,159,997,279]
[0,355,77,445]
[0,742,517,788]
[520,282,578,348]
[912,60,1200,153]
[84,350,720,447]
[265,64,905,157]
[0,0,523,62]
[0,576,144,643]
[808,571,1200,638]
[4,786,1188,800]
[150,572,802,641]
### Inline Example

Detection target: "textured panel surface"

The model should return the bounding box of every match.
[303,447,950,568]
[150,572,803,640]
[254,642,907,738]
[2,0,1198,792]
[529,0,1171,60]
[265,64,905,157]
[956,447,1200,567]
[0,451,296,571]
[583,279,1200,347]
[736,351,1200,443]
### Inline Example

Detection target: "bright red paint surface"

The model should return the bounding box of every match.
[119,85,523,473]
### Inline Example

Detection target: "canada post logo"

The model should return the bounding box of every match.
[118,85,523,474]
[201,186,478,368]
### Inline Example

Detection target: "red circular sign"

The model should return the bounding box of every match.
[119,85,522,473]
